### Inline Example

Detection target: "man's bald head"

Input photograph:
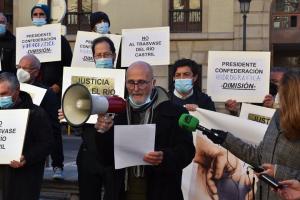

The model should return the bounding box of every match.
[126,61,156,105]
[17,54,41,83]
[126,61,154,81]
[19,54,41,70]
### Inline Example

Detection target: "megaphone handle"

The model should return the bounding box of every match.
[95,113,115,133]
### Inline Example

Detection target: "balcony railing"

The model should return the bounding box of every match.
[169,9,202,33]
[64,11,91,34]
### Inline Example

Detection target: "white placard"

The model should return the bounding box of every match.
[16,24,62,64]
[121,27,170,67]
[207,51,270,103]
[114,124,156,169]
[193,108,268,145]
[71,31,122,68]
[0,109,29,164]
[20,83,47,106]
[62,67,126,123]
[239,103,276,125]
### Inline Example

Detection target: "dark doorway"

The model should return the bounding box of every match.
[0,0,13,32]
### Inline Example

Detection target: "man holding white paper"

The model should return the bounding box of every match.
[0,72,53,200]
[95,61,195,200]
[17,54,64,179]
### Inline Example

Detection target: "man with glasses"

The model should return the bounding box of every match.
[94,61,195,200]
[16,54,64,180]
[72,36,116,200]
[0,13,16,74]
[92,36,116,69]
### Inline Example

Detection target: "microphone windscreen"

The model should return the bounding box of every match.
[178,113,199,132]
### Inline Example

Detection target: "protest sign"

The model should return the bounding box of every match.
[121,27,170,67]
[0,109,29,164]
[182,108,267,200]
[62,67,126,123]
[71,31,122,68]
[20,83,47,106]
[207,51,270,102]
[16,24,61,64]
[240,103,276,125]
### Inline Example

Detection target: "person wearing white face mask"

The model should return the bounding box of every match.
[16,54,64,180]
[30,4,72,101]
[169,58,215,112]
[0,13,16,74]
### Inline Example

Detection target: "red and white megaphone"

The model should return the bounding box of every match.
[62,84,126,126]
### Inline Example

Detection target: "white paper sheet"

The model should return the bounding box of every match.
[20,83,47,106]
[114,124,156,169]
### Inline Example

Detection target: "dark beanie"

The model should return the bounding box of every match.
[31,4,51,24]
[90,11,110,29]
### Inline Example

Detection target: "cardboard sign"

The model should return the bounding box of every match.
[240,103,276,125]
[71,31,122,68]
[121,27,170,67]
[20,83,47,106]
[0,109,29,164]
[62,67,126,124]
[16,24,61,64]
[207,51,270,102]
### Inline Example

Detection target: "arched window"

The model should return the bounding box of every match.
[169,0,202,33]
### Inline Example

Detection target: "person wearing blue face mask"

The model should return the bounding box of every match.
[0,72,54,200]
[30,4,72,101]
[61,36,116,200]
[0,13,16,74]
[90,11,111,34]
[94,61,195,200]
[92,36,116,69]
[169,58,215,112]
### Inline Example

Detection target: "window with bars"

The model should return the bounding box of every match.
[63,0,92,34]
[169,0,202,33]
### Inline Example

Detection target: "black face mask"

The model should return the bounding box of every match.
[269,82,278,96]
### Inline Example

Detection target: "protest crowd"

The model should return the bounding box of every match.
[0,2,300,200]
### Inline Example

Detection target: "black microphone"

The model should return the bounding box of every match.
[178,113,228,144]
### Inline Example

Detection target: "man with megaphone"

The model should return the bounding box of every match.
[94,61,195,200]
[60,35,121,200]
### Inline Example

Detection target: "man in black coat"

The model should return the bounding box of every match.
[169,58,215,112]
[0,72,54,200]
[0,13,16,74]
[17,54,64,179]
[94,61,195,200]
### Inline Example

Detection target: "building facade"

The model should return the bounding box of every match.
[3,0,300,108]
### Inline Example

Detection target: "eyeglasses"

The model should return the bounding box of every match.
[94,52,113,59]
[126,80,152,89]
